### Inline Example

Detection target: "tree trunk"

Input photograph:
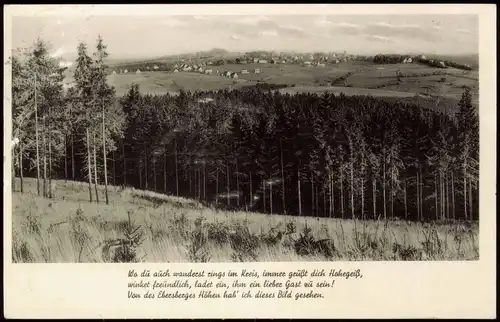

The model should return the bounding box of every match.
[340,172,344,219]
[93,134,99,204]
[416,171,420,221]
[249,171,253,208]
[235,160,239,207]
[445,171,449,221]
[226,163,230,206]
[64,135,68,182]
[468,177,473,220]
[434,173,438,221]
[203,162,207,201]
[463,164,467,220]
[270,183,273,215]
[280,138,286,214]
[174,139,179,196]
[419,165,423,221]
[350,157,354,220]
[42,128,47,198]
[138,156,142,189]
[144,145,148,190]
[102,106,109,205]
[451,171,456,220]
[12,145,16,192]
[311,170,314,216]
[215,168,219,205]
[263,178,266,213]
[48,127,52,199]
[112,150,116,186]
[361,172,365,220]
[331,174,334,218]
[163,144,167,193]
[323,185,326,217]
[297,168,301,216]
[19,142,24,193]
[86,128,93,203]
[439,171,444,221]
[153,157,157,192]
[372,178,376,220]
[34,72,41,196]
[390,167,394,220]
[316,186,319,217]
[122,140,127,186]
[198,168,202,201]
[404,177,407,220]
[382,154,387,221]
[71,133,75,180]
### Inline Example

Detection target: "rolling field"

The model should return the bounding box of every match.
[11,178,479,263]
[105,62,478,104]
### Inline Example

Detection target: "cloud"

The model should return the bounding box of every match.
[260,30,278,37]
[457,28,471,34]
[364,21,439,42]
[365,35,395,43]
[230,34,240,40]
[278,25,309,38]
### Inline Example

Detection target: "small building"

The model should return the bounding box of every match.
[335,60,340,64]
[317,63,325,67]
[112,71,117,75]
[207,61,213,65]
[225,71,232,77]
[253,68,261,74]
[123,69,128,74]
[153,65,159,70]
[173,69,179,73]
[439,61,446,68]
[253,58,259,63]
[136,69,141,74]
[193,64,199,70]
[198,67,204,73]
[403,58,408,63]
[205,69,212,75]
[281,60,286,64]
[407,58,413,63]
[183,66,192,72]
[241,69,250,74]
[231,72,239,79]
[304,61,312,66]
[258,59,268,64]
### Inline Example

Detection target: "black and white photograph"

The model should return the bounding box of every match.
[9,8,483,264]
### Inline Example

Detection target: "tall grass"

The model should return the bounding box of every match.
[11,178,479,263]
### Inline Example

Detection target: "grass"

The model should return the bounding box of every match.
[11,178,479,263]
[99,62,478,105]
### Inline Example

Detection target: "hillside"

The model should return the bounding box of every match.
[11,178,479,263]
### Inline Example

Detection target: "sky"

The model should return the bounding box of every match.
[11,14,479,60]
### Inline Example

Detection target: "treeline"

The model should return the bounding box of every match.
[373,54,474,71]
[11,37,479,222]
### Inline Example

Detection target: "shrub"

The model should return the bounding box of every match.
[229,221,260,262]
[187,216,211,262]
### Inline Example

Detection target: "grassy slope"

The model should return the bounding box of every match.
[105,62,478,104]
[11,178,479,263]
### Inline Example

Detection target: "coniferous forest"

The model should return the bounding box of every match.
[11,37,479,263]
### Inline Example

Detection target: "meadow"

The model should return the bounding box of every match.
[106,62,479,105]
[11,178,479,263]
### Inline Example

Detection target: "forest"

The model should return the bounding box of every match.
[11,37,479,223]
